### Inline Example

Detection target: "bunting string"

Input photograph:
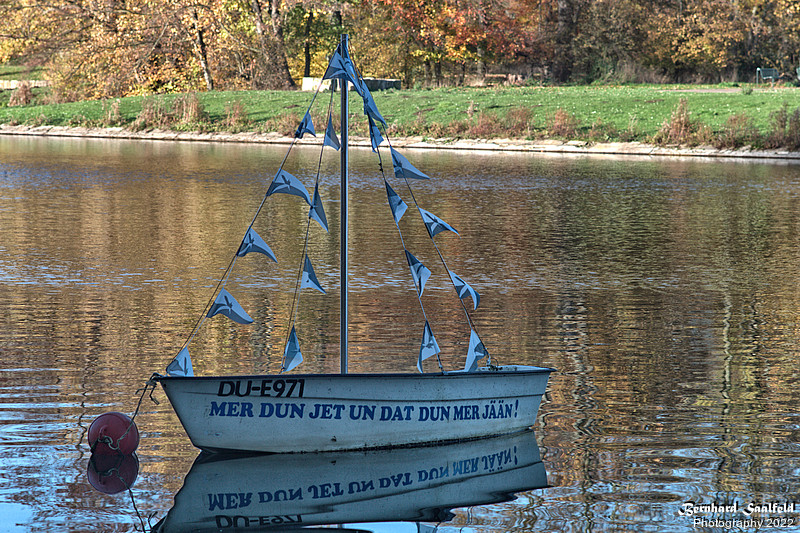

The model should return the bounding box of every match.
[380,131,491,368]
[168,38,493,376]
[281,89,338,372]
[171,68,330,373]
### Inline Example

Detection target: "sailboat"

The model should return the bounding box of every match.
[152,35,553,454]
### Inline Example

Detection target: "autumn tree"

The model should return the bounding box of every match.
[750,0,800,74]
[244,0,296,88]
[0,0,302,98]
[370,0,535,85]
[645,0,748,81]
[3,0,800,97]
[282,1,347,79]
[570,0,651,82]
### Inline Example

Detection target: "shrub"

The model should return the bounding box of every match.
[172,92,206,125]
[547,108,579,139]
[765,104,788,149]
[765,104,800,150]
[67,114,88,126]
[588,119,619,142]
[652,98,713,146]
[619,116,641,143]
[260,111,300,137]
[102,99,122,127]
[468,111,504,138]
[8,81,33,107]
[131,97,171,130]
[654,98,691,144]
[716,113,760,149]
[789,108,800,150]
[504,107,533,138]
[223,100,249,132]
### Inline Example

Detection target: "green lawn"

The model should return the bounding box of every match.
[2,84,800,147]
[0,64,45,81]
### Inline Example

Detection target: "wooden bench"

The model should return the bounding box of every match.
[756,67,779,85]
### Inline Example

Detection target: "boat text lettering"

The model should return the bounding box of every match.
[208,492,252,511]
[308,482,345,499]
[208,401,306,419]
[481,400,517,420]
[203,444,521,523]
[259,403,305,419]
[482,447,516,471]
[209,401,254,418]
[308,403,345,419]
[206,399,520,421]
[259,488,303,503]
[209,490,303,511]
[418,465,449,482]
[379,472,414,488]
[217,379,305,398]
[452,405,480,420]
[380,405,415,421]
[215,515,302,529]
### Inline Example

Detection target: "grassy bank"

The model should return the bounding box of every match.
[2,84,800,149]
[0,65,45,81]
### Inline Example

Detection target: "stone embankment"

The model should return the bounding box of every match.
[1,123,800,160]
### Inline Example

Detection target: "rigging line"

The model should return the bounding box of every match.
[376,149,445,372]
[177,132,307,357]
[177,44,339,354]
[281,206,313,372]
[384,135,478,332]
[298,70,325,130]
[280,93,336,371]
[174,41,346,363]
[178,249,238,352]
[313,91,336,187]
[176,49,358,367]
[273,47,346,370]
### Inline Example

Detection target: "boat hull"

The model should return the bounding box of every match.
[156,366,552,453]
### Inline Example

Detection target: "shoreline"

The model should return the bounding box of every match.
[2,124,800,161]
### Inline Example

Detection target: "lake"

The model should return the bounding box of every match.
[1,135,800,531]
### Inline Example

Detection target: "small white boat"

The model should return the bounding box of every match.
[153,35,553,454]
[152,430,547,532]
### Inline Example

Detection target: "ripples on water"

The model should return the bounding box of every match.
[2,136,800,531]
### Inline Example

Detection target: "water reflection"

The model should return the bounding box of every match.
[149,430,546,532]
[87,453,139,495]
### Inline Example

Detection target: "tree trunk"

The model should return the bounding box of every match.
[267,0,295,89]
[192,10,214,91]
[249,0,295,89]
[423,60,432,87]
[303,11,313,78]
[552,0,576,82]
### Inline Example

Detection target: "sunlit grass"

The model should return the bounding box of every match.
[0,65,45,81]
[2,84,800,146]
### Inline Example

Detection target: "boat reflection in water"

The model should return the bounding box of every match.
[152,430,547,532]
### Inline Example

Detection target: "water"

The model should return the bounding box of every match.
[2,135,800,531]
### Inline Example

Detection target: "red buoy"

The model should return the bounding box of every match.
[87,453,139,494]
[88,412,140,455]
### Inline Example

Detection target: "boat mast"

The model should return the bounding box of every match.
[339,33,349,375]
